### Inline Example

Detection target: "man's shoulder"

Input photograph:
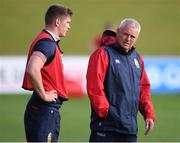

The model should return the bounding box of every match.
[89,46,109,60]
[36,38,56,48]
[94,45,109,54]
[33,38,56,58]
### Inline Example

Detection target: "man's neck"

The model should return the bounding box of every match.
[46,29,60,41]
[45,28,60,42]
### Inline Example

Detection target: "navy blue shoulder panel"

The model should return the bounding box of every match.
[34,38,56,65]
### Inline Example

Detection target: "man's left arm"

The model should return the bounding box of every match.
[139,55,156,135]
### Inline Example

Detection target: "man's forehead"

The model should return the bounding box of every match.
[118,25,140,34]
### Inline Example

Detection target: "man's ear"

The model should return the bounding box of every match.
[55,18,61,26]
[117,27,121,31]
[116,28,120,35]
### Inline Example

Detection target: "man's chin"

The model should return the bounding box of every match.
[59,34,65,38]
[122,45,130,50]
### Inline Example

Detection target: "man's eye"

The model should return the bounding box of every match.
[131,35,135,39]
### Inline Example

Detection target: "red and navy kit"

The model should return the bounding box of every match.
[86,30,156,135]
[22,30,68,100]
[23,30,67,141]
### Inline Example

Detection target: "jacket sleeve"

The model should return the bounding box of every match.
[139,55,156,122]
[86,47,109,118]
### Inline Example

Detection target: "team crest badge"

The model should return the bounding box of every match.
[134,58,140,69]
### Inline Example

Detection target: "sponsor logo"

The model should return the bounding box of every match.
[115,59,120,64]
[97,132,106,137]
[47,132,52,143]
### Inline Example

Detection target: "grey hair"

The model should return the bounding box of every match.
[119,18,141,32]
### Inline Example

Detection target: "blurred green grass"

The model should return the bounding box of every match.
[0,0,180,55]
[0,94,180,142]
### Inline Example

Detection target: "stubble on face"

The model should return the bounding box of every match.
[116,26,139,53]
[58,16,71,38]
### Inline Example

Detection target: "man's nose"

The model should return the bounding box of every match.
[126,35,131,41]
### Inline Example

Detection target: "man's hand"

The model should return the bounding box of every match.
[145,118,154,135]
[41,90,58,102]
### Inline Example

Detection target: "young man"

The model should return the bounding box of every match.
[22,4,73,142]
[86,18,156,142]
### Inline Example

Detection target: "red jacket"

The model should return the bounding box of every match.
[22,30,68,100]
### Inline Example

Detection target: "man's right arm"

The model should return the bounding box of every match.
[26,51,57,102]
[86,47,109,118]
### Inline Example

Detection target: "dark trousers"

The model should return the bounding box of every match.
[24,99,60,142]
[89,131,137,142]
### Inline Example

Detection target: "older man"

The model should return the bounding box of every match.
[86,18,156,142]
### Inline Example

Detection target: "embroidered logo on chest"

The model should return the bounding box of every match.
[134,58,140,69]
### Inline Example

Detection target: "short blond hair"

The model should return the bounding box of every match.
[119,18,141,32]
